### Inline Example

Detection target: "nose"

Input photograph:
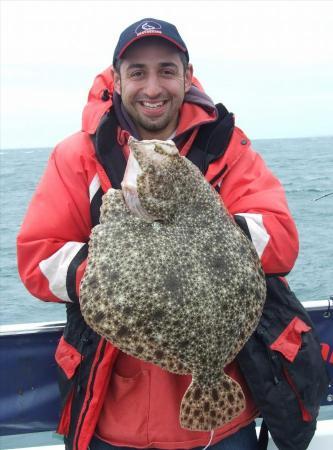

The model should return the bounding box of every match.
[143,73,163,98]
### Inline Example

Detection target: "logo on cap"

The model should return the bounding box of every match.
[135,21,162,36]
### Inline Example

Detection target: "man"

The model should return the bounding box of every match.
[17,18,299,450]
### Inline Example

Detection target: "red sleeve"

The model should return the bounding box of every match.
[220,129,299,275]
[17,132,96,303]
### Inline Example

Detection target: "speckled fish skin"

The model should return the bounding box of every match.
[80,138,266,431]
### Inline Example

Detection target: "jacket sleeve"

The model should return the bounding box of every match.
[17,134,96,303]
[220,132,299,275]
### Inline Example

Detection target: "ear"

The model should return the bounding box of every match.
[184,63,194,93]
[111,66,121,95]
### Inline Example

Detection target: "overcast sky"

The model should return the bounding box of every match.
[1,0,333,149]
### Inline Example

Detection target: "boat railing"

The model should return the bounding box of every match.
[0,300,332,444]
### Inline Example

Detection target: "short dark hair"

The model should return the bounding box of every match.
[113,45,189,75]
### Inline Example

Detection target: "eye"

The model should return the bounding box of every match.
[147,163,156,174]
[161,68,176,77]
[130,70,144,79]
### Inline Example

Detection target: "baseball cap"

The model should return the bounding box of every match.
[113,18,189,66]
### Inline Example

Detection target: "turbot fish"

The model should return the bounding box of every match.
[80,137,266,431]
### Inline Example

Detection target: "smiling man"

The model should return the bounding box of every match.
[17,18,299,450]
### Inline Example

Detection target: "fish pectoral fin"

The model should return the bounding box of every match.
[180,373,245,431]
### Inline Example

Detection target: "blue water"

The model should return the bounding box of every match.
[0,137,332,326]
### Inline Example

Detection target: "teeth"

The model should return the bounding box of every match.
[142,101,164,108]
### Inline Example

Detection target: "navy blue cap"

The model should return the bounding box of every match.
[113,18,189,65]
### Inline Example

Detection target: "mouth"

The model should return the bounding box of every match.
[140,100,167,109]
[137,100,169,117]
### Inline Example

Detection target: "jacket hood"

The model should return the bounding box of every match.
[81,66,217,136]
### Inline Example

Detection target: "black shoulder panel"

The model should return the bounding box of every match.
[93,110,127,190]
[187,103,235,174]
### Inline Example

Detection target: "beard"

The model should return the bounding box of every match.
[134,112,175,133]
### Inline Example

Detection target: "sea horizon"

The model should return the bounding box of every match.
[1,134,333,152]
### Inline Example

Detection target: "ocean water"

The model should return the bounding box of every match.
[0,136,332,326]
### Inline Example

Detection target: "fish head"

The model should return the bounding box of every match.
[127,137,182,221]
[128,136,179,171]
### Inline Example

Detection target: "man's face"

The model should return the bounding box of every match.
[113,39,193,140]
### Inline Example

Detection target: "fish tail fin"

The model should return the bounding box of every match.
[180,373,245,431]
